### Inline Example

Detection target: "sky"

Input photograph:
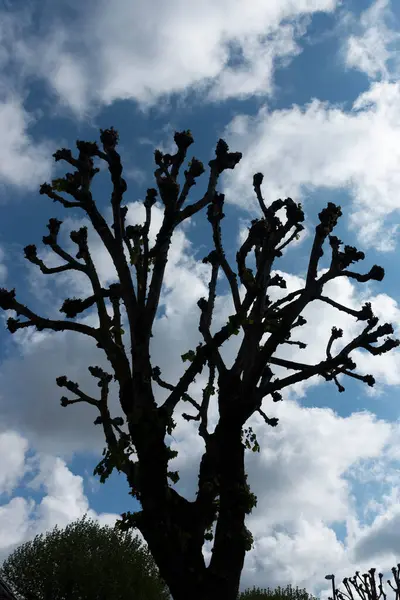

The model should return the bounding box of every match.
[0,0,400,596]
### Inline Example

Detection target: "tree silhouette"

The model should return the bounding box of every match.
[0,127,398,600]
[238,584,318,600]
[325,564,400,600]
[0,514,169,600]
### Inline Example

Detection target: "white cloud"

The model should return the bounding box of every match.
[0,497,34,559]
[0,443,124,565]
[1,407,400,594]
[0,247,7,284]
[0,11,54,187]
[232,402,400,592]
[267,271,400,398]
[0,0,338,116]
[0,431,29,496]
[344,0,400,80]
[0,96,53,190]
[352,489,400,563]
[0,327,113,459]
[165,389,400,593]
[222,80,400,250]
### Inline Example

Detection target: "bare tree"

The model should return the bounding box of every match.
[325,565,400,600]
[0,127,398,600]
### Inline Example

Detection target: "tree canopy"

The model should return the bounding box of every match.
[0,128,398,599]
[238,584,318,600]
[0,514,170,600]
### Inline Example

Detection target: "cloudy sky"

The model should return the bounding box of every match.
[1,0,400,595]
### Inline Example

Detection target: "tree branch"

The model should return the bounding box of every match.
[57,374,100,408]
[260,317,399,399]
[1,289,99,339]
[197,251,227,375]
[152,366,201,412]
[42,134,139,349]
[207,193,241,313]
[177,139,242,224]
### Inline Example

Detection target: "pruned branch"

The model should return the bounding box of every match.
[152,366,201,413]
[181,362,216,443]
[327,565,400,600]
[0,288,99,339]
[197,250,227,375]
[260,316,399,400]
[41,131,139,348]
[318,296,374,321]
[177,138,242,224]
[57,374,100,408]
[25,217,88,276]
[207,193,241,313]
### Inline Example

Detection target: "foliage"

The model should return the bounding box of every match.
[239,584,319,600]
[0,514,170,600]
[0,127,398,599]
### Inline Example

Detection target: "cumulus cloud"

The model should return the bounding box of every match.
[0,96,53,190]
[0,0,338,117]
[221,80,400,250]
[0,10,54,188]
[352,487,400,564]
[166,391,400,592]
[228,402,400,592]
[0,431,29,497]
[0,439,123,565]
[3,395,397,595]
[343,0,400,80]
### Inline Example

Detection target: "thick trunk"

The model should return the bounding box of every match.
[134,421,247,600]
[125,377,248,600]
[207,419,247,599]
[137,497,210,600]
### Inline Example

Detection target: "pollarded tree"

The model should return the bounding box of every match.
[0,514,170,600]
[325,564,400,600]
[0,128,398,600]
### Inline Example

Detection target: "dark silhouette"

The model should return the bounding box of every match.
[239,584,318,600]
[0,127,397,599]
[326,564,400,600]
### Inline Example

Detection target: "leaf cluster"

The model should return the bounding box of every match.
[0,514,170,600]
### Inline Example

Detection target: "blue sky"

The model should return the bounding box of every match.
[1,0,400,595]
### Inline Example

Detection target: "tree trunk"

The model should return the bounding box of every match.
[125,375,248,600]
[134,421,247,600]
[206,419,247,599]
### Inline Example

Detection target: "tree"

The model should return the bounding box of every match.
[0,514,170,600]
[238,584,318,600]
[0,127,398,600]
[325,564,400,600]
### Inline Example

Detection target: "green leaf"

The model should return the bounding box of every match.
[181,349,196,362]
[0,513,170,600]
[167,471,180,484]
[51,178,69,192]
